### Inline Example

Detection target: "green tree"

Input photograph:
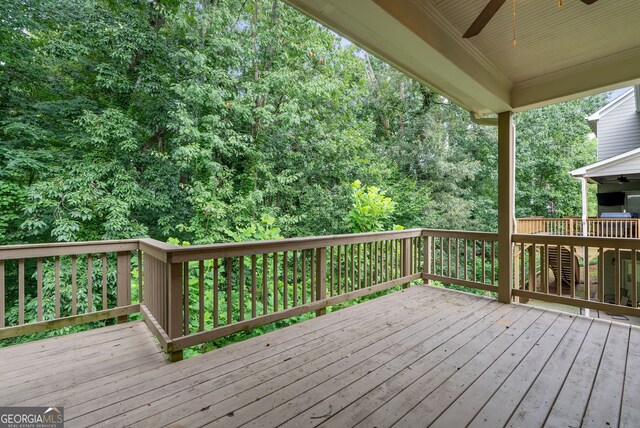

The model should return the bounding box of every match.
[347,180,396,232]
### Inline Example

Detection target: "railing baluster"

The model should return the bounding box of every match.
[391,240,395,280]
[570,245,575,299]
[310,249,315,302]
[463,239,467,281]
[225,257,233,325]
[556,244,562,297]
[413,238,417,274]
[184,261,190,334]
[71,255,77,316]
[416,236,420,274]
[544,245,549,294]
[384,241,393,282]
[389,240,393,280]
[315,247,327,316]
[369,242,373,287]
[36,258,43,322]
[214,258,220,327]
[55,256,61,318]
[87,254,93,313]
[447,238,451,277]
[440,238,444,276]
[292,251,298,306]
[102,254,108,311]
[378,241,383,283]
[329,247,334,296]
[138,250,143,304]
[584,246,590,301]
[357,243,362,288]
[336,245,342,295]
[398,239,402,279]
[351,244,355,291]
[598,247,604,302]
[375,241,380,284]
[302,250,307,304]
[614,248,621,306]
[481,241,486,284]
[472,239,476,281]
[430,236,435,278]
[240,256,246,319]
[273,252,279,310]
[520,243,525,291]
[198,260,205,332]
[633,249,638,308]
[281,252,286,311]
[348,244,352,290]
[491,241,496,285]
[454,238,459,279]
[18,258,24,324]
[262,254,268,314]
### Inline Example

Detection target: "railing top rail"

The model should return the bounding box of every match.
[517,217,638,221]
[422,229,498,240]
[162,229,423,263]
[513,233,640,249]
[0,239,140,261]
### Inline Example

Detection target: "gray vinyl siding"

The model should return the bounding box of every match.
[597,94,640,161]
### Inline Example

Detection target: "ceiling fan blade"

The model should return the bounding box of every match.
[581,0,599,4]
[463,0,507,38]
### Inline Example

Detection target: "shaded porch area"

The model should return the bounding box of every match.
[2,284,638,428]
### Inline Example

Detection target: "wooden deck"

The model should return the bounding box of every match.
[1,285,638,428]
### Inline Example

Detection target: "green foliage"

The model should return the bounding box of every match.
[347,180,396,233]
[515,97,606,218]
[0,0,607,350]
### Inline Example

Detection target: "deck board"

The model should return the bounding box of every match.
[505,316,593,427]
[0,284,636,428]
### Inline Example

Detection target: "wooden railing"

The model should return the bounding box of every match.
[0,240,141,339]
[421,229,499,294]
[517,217,640,238]
[140,230,424,360]
[512,234,640,317]
[3,229,640,360]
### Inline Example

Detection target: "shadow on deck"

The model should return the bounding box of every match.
[1,285,638,427]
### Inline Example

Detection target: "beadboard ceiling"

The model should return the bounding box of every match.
[284,0,640,115]
[430,0,640,84]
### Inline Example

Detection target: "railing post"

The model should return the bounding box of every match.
[401,238,411,288]
[423,234,431,285]
[116,251,132,323]
[167,260,184,362]
[498,111,514,303]
[315,247,327,316]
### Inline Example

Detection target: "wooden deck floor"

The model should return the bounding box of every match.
[1,285,639,428]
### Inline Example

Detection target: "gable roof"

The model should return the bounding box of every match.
[586,87,635,134]
[571,147,640,181]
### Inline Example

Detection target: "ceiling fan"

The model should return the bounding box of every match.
[602,175,640,184]
[463,0,600,39]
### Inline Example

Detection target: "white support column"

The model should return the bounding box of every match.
[498,111,515,304]
[581,177,588,237]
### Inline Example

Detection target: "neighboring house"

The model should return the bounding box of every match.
[571,86,640,216]
[571,87,640,301]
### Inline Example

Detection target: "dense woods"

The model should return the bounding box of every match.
[0,0,606,247]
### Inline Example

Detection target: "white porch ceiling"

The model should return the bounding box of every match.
[284,0,640,115]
